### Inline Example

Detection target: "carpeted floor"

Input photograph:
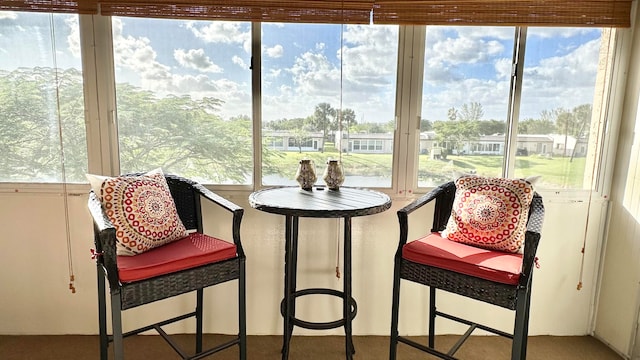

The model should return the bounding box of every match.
[0,334,623,360]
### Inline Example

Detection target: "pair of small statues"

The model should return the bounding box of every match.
[295,159,344,190]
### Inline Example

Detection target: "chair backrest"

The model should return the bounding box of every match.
[164,174,202,232]
[431,181,457,233]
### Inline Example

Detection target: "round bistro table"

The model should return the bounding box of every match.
[249,186,391,360]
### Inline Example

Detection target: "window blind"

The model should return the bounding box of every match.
[373,0,633,27]
[0,0,97,14]
[0,0,632,27]
[97,0,374,24]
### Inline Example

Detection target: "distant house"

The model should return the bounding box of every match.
[419,131,438,154]
[264,129,587,158]
[516,135,555,156]
[435,134,555,157]
[263,130,324,152]
[340,132,394,154]
[548,134,588,157]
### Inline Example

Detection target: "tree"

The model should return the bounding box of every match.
[569,104,592,161]
[312,102,336,147]
[0,67,87,182]
[477,120,505,135]
[290,127,311,153]
[433,119,479,156]
[420,119,433,131]
[459,102,484,122]
[265,117,309,131]
[337,108,357,131]
[447,107,458,121]
[518,118,556,134]
[554,107,573,157]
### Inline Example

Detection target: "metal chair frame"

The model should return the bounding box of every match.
[389,181,544,360]
[88,174,247,360]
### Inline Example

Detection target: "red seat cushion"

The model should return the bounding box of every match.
[117,233,237,283]
[402,233,523,285]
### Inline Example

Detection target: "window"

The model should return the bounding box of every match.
[416,25,611,190]
[418,26,514,187]
[261,23,399,188]
[0,11,87,183]
[514,27,606,190]
[112,17,253,185]
[0,9,617,193]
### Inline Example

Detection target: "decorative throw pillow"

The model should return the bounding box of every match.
[87,169,188,256]
[441,175,534,253]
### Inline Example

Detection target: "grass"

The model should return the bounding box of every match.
[265,151,588,188]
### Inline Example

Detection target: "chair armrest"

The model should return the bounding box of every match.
[88,191,120,291]
[397,181,455,254]
[192,183,245,258]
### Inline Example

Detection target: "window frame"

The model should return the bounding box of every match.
[0,12,624,201]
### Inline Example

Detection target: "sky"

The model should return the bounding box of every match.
[0,11,603,123]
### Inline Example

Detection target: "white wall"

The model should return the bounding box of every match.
[0,189,609,338]
[594,3,640,358]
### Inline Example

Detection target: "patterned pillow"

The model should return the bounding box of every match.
[91,169,188,256]
[442,176,534,253]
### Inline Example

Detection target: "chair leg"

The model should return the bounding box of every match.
[428,287,436,349]
[239,260,247,360]
[97,270,108,360]
[111,293,124,360]
[520,290,532,357]
[511,287,531,360]
[389,258,402,360]
[196,288,204,354]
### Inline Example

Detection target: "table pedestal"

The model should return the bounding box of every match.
[281,215,356,360]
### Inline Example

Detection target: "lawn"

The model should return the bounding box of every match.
[265,150,588,189]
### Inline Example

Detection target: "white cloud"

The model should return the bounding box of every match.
[265,44,284,58]
[174,48,223,73]
[110,19,250,119]
[429,36,504,66]
[185,21,251,53]
[494,57,512,81]
[232,55,248,69]
[529,27,597,39]
[0,11,18,20]
[262,25,400,123]
[65,16,81,58]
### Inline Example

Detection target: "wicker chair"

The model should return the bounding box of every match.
[389,180,544,360]
[87,174,246,360]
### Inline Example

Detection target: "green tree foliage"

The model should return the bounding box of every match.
[352,122,393,134]
[337,108,357,131]
[0,67,256,184]
[0,67,87,182]
[477,120,506,135]
[459,102,484,121]
[518,118,556,134]
[420,119,433,131]
[116,86,253,183]
[264,117,310,131]
[312,102,336,143]
[433,119,479,156]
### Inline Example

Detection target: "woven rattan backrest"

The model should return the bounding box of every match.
[165,175,200,231]
[431,181,456,233]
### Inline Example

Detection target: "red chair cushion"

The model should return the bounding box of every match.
[402,233,523,285]
[117,232,237,283]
